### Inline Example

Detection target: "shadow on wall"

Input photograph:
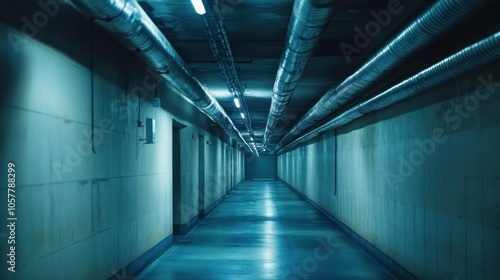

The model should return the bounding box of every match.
[0,25,25,105]
[0,0,221,133]
[0,24,28,156]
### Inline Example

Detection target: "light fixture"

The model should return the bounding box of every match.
[234,97,241,108]
[190,0,206,15]
[250,137,253,141]
[241,112,245,119]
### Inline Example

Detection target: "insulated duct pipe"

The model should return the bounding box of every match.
[276,0,490,151]
[70,0,252,152]
[263,0,336,148]
[278,32,500,154]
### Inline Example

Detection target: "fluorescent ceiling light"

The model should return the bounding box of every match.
[234,97,241,108]
[190,0,206,15]
[240,112,245,119]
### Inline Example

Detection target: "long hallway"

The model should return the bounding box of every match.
[2,1,499,278]
[138,181,395,280]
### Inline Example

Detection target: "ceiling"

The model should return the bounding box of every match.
[135,0,495,154]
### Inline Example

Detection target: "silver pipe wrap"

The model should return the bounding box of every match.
[279,32,500,153]
[277,0,490,150]
[263,0,336,148]
[70,0,252,152]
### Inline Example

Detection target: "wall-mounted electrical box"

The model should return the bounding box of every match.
[145,118,156,144]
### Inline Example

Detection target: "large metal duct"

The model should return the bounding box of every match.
[262,0,336,149]
[70,0,252,152]
[276,0,490,151]
[278,32,500,153]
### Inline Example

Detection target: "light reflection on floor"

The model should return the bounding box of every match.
[137,180,395,280]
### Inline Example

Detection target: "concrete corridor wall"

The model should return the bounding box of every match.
[173,125,245,234]
[0,16,245,280]
[278,62,500,279]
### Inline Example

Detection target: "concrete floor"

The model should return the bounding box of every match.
[137,181,395,280]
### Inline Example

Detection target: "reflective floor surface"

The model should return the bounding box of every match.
[137,180,395,280]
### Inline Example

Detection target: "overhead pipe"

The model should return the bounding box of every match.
[202,1,255,138]
[276,0,491,151]
[263,0,337,149]
[70,0,252,152]
[278,32,500,153]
